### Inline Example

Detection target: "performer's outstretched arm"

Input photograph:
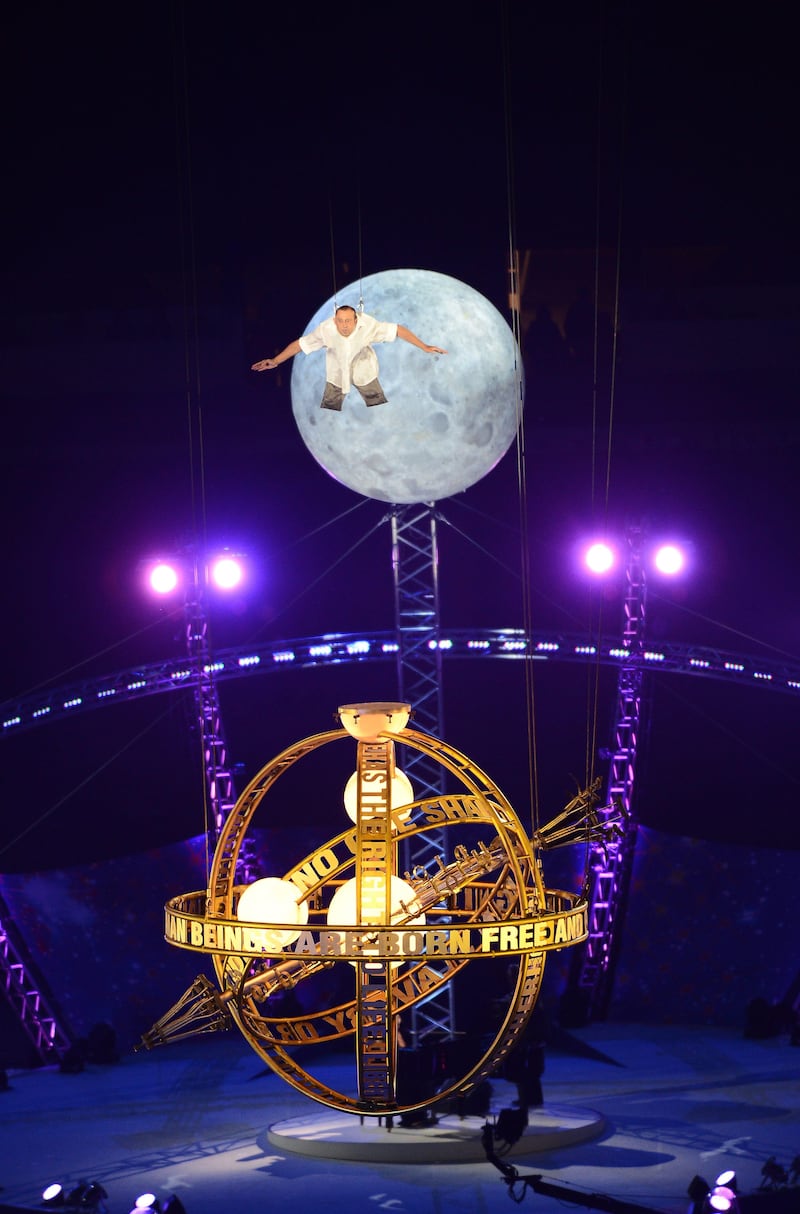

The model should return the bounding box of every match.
[396,324,447,355]
[251,339,303,372]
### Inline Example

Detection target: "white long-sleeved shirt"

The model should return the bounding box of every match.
[298,313,398,393]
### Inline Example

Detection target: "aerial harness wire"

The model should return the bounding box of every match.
[501,3,627,845]
[173,4,216,880]
[582,15,629,802]
[501,4,540,841]
[329,192,365,313]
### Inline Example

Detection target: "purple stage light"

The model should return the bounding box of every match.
[653,543,685,575]
[709,1188,737,1211]
[148,563,180,594]
[584,541,615,575]
[210,555,243,590]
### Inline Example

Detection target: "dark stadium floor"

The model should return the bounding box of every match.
[1,1022,799,1214]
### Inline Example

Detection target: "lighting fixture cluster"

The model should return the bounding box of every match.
[145,551,245,596]
[40,1183,186,1214]
[684,1164,800,1212]
[130,1193,187,1214]
[582,538,690,577]
[688,1170,739,1212]
[41,1181,108,1210]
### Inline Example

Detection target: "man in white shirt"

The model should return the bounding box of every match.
[251,305,447,410]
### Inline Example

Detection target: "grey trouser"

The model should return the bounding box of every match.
[319,345,389,410]
[320,378,388,410]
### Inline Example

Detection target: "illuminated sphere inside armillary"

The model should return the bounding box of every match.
[159,703,592,1117]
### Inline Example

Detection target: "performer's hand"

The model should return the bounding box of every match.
[251,358,277,371]
[425,345,447,355]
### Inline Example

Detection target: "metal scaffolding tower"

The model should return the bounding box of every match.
[0,890,74,1064]
[390,503,455,1045]
[565,524,648,1023]
[183,560,258,885]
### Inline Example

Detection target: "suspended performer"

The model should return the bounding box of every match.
[251,304,447,411]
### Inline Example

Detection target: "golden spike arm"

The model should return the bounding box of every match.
[136,974,232,1051]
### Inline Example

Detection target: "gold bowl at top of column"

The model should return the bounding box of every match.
[337,702,411,740]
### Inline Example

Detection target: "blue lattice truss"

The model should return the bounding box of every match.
[390,504,453,1044]
[568,528,648,1020]
[4,630,797,740]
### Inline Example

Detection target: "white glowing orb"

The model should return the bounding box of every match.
[343,768,414,827]
[584,542,615,574]
[327,874,425,969]
[211,555,243,590]
[149,563,179,594]
[653,543,684,575]
[236,877,309,949]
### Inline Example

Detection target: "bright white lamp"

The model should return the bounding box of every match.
[236,877,309,949]
[327,874,425,968]
[343,768,414,826]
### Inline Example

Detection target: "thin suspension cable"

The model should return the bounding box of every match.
[328,185,363,310]
[583,13,629,793]
[501,4,539,836]
[328,197,338,308]
[439,514,595,624]
[0,702,178,860]
[173,8,215,877]
[583,39,608,794]
[173,8,205,553]
[6,606,186,702]
[280,496,372,550]
[259,515,391,630]
[357,192,364,311]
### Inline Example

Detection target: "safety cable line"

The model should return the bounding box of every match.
[328,191,364,313]
[647,594,800,661]
[5,606,187,703]
[329,196,338,309]
[655,679,800,786]
[173,7,214,877]
[501,4,539,836]
[437,515,591,624]
[0,702,178,861]
[279,496,372,550]
[244,514,391,641]
[582,26,610,796]
[357,192,364,312]
[583,13,629,796]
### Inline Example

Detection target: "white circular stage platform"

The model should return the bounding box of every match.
[268,1102,605,1163]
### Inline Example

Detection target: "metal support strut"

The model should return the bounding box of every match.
[566,523,647,1022]
[0,890,74,1064]
[184,558,258,885]
[390,503,455,1045]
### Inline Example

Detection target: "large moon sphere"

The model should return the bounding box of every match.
[290,268,523,504]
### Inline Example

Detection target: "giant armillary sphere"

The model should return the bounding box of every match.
[142,701,619,1117]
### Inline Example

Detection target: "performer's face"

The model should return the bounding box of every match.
[334,309,358,336]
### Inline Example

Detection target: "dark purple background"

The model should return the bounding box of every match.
[1,4,798,1053]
